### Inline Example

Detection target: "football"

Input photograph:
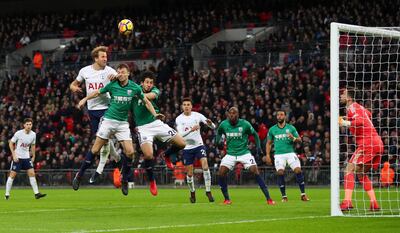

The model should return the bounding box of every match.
[118,19,134,35]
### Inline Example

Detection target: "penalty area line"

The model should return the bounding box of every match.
[69,215,331,233]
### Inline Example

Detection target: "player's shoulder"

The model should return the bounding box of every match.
[219,119,229,127]
[14,129,23,136]
[105,66,117,75]
[269,124,279,131]
[151,86,160,93]
[79,65,93,73]
[192,111,205,118]
[286,123,296,128]
[239,119,251,126]
[176,113,184,121]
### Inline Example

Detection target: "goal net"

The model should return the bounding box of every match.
[331,23,400,216]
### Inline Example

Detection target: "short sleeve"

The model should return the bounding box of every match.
[76,69,84,82]
[151,87,160,99]
[10,132,18,143]
[246,121,256,134]
[267,129,274,141]
[291,125,300,138]
[32,133,36,145]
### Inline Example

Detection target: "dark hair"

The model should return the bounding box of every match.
[91,46,108,60]
[182,97,192,103]
[116,63,130,71]
[276,110,286,115]
[24,118,33,124]
[346,88,356,100]
[141,71,156,82]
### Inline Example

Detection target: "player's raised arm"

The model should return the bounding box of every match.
[142,96,164,120]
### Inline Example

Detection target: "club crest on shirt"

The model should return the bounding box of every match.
[238,127,243,132]
[127,90,132,95]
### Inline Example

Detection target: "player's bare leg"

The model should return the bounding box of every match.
[73,137,108,191]
[200,157,214,202]
[27,169,46,199]
[293,167,309,201]
[5,171,17,200]
[163,134,186,170]
[218,165,231,204]
[141,142,158,196]
[249,165,275,205]
[119,140,135,196]
[185,164,196,203]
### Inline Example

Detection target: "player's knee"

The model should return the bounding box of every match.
[250,166,259,175]
[277,170,285,176]
[91,147,101,155]
[9,172,17,178]
[293,167,302,174]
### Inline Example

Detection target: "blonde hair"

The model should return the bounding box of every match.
[91,46,108,60]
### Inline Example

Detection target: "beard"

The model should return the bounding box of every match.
[277,119,285,123]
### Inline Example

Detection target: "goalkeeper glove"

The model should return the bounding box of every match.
[339,116,351,127]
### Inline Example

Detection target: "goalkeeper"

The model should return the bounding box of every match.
[339,88,383,211]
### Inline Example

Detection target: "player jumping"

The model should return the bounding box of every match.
[70,46,120,190]
[132,71,186,196]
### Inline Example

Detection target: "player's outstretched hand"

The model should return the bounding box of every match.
[108,74,120,81]
[155,113,165,121]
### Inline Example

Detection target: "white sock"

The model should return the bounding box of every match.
[29,177,39,194]
[187,175,195,192]
[203,169,211,192]
[109,140,121,162]
[5,177,14,196]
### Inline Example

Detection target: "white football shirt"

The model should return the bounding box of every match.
[10,130,36,159]
[176,111,213,150]
[76,65,117,110]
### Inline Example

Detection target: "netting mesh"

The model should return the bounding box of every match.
[338,27,400,216]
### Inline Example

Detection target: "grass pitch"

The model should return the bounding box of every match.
[1,187,399,233]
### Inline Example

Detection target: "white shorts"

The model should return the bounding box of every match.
[274,152,301,171]
[96,118,132,141]
[220,153,257,170]
[137,120,177,145]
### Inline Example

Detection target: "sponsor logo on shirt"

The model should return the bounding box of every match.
[88,82,105,90]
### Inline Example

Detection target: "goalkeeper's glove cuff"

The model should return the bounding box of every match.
[339,117,351,127]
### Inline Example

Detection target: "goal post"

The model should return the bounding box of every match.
[330,22,400,217]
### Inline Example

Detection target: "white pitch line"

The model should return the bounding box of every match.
[69,215,331,233]
[0,203,209,214]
